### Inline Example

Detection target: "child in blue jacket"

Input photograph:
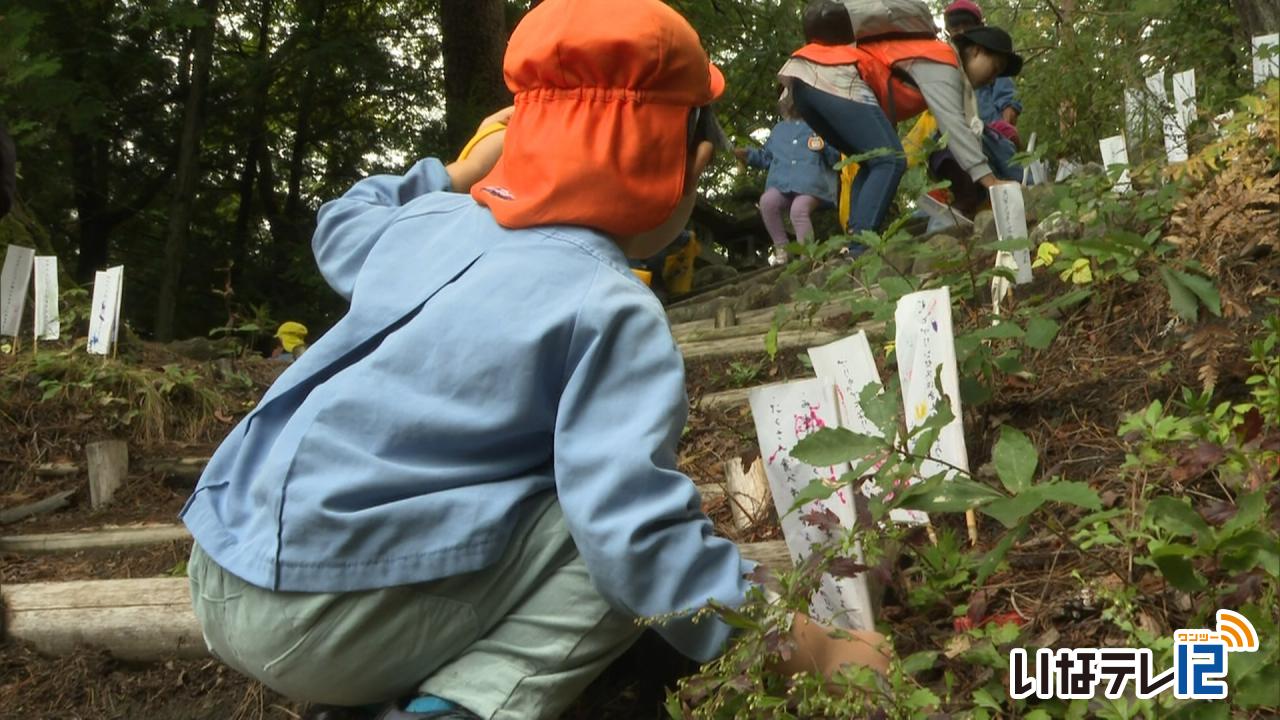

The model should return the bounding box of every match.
[736,92,841,266]
[181,1,888,719]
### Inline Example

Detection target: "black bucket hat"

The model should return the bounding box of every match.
[961,26,1024,77]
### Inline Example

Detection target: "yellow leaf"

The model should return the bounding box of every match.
[1033,242,1060,268]
[1059,258,1093,285]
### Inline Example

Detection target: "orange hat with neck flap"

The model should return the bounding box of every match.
[471,0,724,236]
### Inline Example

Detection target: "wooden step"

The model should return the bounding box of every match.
[0,525,192,554]
[2,541,790,660]
[2,577,207,661]
[679,328,844,362]
[670,290,867,342]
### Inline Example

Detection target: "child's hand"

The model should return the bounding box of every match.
[978,174,1018,190]
[733,147,749,164]
[771,613,892,679]
[447,106,514,192]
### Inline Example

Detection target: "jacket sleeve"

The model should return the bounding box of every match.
[746,146,772,170]
[992,77,1022,114]
[553,272,755,662]
[905,60,993,182]
[822,143,842,168]
[312,158,452,301]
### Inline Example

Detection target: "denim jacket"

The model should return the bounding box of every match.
[747,119,841,204]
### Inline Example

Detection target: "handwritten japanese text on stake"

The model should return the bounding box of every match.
[1,244,35,338]
[895,288,970,485]
[748,380,876,631]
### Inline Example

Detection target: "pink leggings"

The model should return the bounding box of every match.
[759,187,821,247]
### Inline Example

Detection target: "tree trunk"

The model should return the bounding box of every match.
[439,0,510,154]
[232,0,274,285]
[1233,0,1280,38]
[69,134,114,282]
[155,0,219,341]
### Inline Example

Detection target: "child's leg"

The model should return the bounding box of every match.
[790,82,905,235]
[418,546,639,719]
[758,187,793,248]
[188,494,640,718]
[788,194,822,244]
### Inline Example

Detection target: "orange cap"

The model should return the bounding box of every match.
[471,0,725,236]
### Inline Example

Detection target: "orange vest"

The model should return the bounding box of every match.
[792,39,959,123]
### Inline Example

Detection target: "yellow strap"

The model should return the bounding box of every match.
[457,122,508,161]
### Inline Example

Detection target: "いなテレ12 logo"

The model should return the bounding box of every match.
[1009,609,1260,701]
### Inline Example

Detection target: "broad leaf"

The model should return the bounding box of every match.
[786,478,839,515]
[1160,266,1199,321]
[982,489,1048,528]
[901,650,939,675]
[1150,543,1207,591]
[969,322,1025,340]
[1024,316,1060,350]
[1039,481,1102,511]
[1173,269,1221,318]
[879,275,915,299]
[901,478,1005,512]
[993,425,1038,493]
[976,520,1027,584]
[1144,496,1209,538]
[791,427,882,467]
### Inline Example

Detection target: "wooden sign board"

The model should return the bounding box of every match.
[33,256,60,341]
[916,192,974,229]
[1254,34,1279,85]
[748,380,876,631]
[895,288,969,485]
[1022,132,1048,187]
[1,244,35,338]
[1156,70,1197,163]
[1054,159,1081,183]
[87,266,124,356]
[1099,136,1132,192]
[988,184,1034,285]
[808,332,929,526]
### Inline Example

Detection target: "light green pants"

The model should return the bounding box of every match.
[187,496,643,719]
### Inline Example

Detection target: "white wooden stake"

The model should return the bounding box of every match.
[1099,135,1132,193]
[723,457,772,532]
[808,332,930,526]
[33,256,60,342]
[1,244,35,340]
[894,288,976,544]
[1254,34,1279,85]
[748,380,877,630]
[86,440,129,509]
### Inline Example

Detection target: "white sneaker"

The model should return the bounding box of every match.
[768,247,789,266]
